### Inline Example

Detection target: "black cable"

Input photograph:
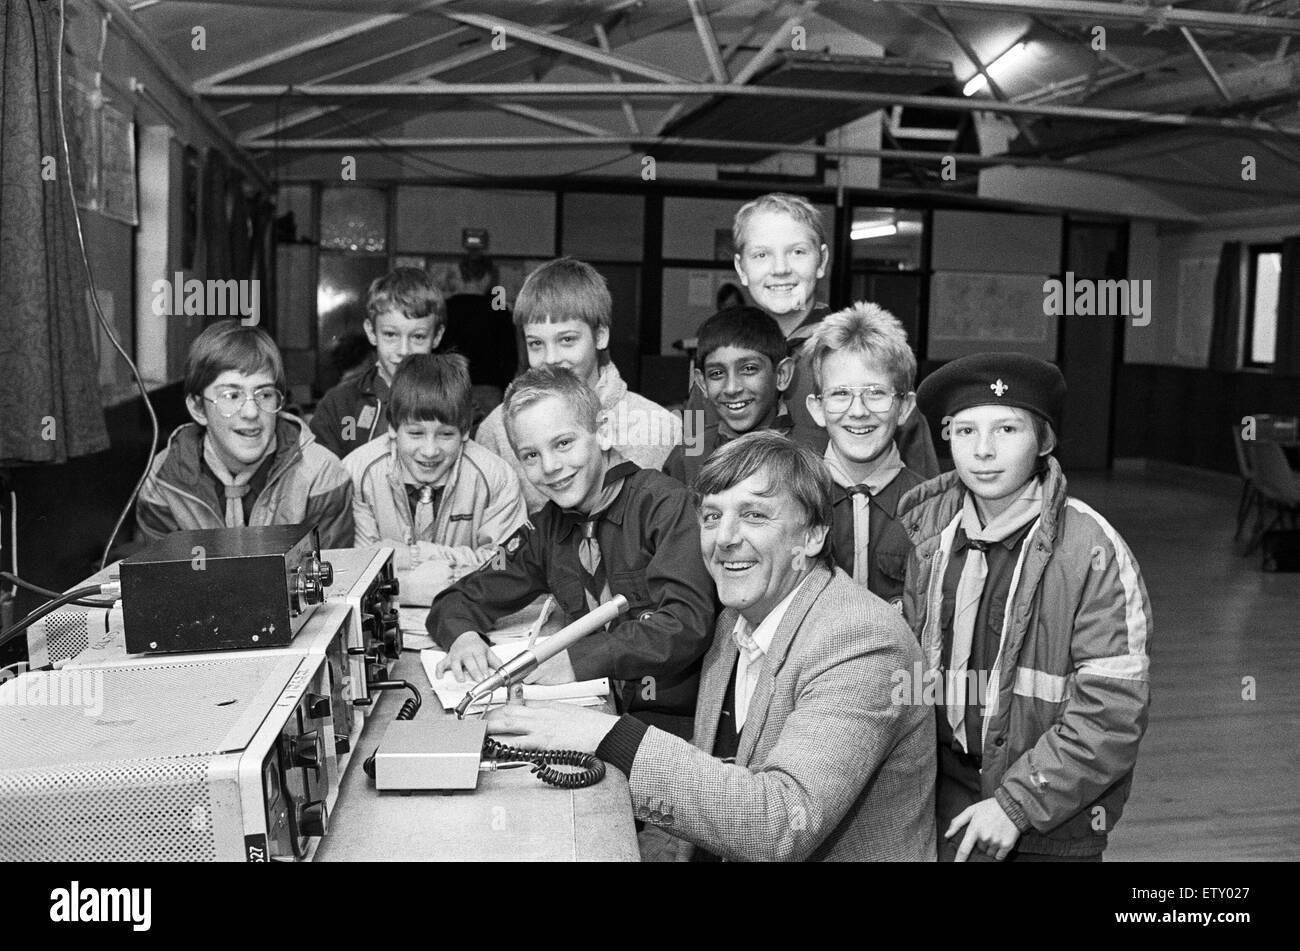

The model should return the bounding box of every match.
[0,572,114,608]
[53,0,160,571]
[362,680,422,779]
[0,586,108,652]
[482,737,606,789]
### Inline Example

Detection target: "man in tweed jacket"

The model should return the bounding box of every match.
[487,432,936,861]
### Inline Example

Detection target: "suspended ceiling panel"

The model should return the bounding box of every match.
[654,52,956,163]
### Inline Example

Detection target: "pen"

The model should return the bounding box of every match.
[527,595,555,650]
[509,595,554,703]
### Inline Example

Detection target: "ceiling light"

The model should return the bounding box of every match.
[851,223,899,241]
[963,41,1029,97]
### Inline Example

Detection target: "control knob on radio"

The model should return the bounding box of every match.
[298,800,328,838]
[293,731,322,769]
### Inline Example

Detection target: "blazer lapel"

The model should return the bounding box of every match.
[735,566,834,765]
[691,607,739,755]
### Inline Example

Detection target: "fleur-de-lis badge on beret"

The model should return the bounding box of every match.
[990,379,1008,396]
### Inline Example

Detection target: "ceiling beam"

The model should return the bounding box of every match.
[655,3,771,134]
[687,0,729,83]
[240,131,1300,198]
[731,0,820,86]
[880,0,1300,35]
[208,81,1300,140]
[924,8,1039,147]
[87,0,271,191]
[593,22,641,134]
[216,25,469,120]
[1179,26,1234,102]
[193,0,457,89]
[437,11,690,83]
[231,0,653,146]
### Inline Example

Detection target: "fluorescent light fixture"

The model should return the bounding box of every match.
[851,222,899,241]
[963,40,1029,97]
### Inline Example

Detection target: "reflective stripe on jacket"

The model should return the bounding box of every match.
[898,457,1151,856]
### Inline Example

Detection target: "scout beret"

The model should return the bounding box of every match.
[916,352,1066,432]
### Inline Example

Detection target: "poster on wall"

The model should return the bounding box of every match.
[98,104,139,225]
[63,76,99,212]
[928,270,1058,361]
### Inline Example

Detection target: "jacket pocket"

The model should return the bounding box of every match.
[546,570,588,618]
[609,568,652,613]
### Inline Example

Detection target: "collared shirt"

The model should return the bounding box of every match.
[404,483,444,523]
[732,574,812,730]
[936,518,1036,758]
[662,404,793,487]
[825,458,922,605]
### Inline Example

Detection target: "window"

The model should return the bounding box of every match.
[1245,244,1281,367]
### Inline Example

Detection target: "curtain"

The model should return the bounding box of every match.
[0,0,109,465]
[1207,241,1241,372]
[1273,235,1300,377]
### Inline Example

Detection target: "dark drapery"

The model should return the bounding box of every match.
[1207,241,1241,372]
[0,0,109,465]
[1273,235,1300,378]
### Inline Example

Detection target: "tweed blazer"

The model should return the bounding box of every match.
[629,564,937,861]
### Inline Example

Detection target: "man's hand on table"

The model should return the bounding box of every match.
[485,701,620,754]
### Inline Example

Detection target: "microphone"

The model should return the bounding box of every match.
[455,595,629,717]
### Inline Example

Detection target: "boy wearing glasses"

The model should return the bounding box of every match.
[803,303,922,607]
[136,321,354,546]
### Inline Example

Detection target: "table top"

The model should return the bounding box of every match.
[315,650,640,862]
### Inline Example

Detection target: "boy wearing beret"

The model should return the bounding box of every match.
[898,352,1152,862]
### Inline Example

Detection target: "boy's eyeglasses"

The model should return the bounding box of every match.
[817,385,898,414]
[204,387,284,418]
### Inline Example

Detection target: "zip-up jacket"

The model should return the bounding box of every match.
[343,436,527,601]
[426,462,717,737]
[136,414,354,548]
[310,363,389,459]
[898,458,1151,856]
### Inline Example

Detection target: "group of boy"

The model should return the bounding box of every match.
[136,236,1149,863]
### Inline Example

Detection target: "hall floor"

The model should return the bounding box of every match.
[1065,467,1299,861]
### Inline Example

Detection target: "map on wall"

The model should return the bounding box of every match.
[929,270,1058,361]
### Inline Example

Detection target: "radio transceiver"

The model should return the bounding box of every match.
[321,546,400,713]
[0,647,340,862]
[119,524,333,653]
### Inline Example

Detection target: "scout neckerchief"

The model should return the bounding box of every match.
[947,477,1044,753]
[203,431,276,527]
[560,453,636,613]
[823,441,905,585]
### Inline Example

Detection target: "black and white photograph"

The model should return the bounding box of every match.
[0,0,1295,918]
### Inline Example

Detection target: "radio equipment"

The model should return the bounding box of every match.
[24,586,120,670]
[119,524,332,654]
[0,649,339,862]
[321,546,400,714]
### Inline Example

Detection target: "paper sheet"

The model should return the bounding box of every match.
[420,640,609,712]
